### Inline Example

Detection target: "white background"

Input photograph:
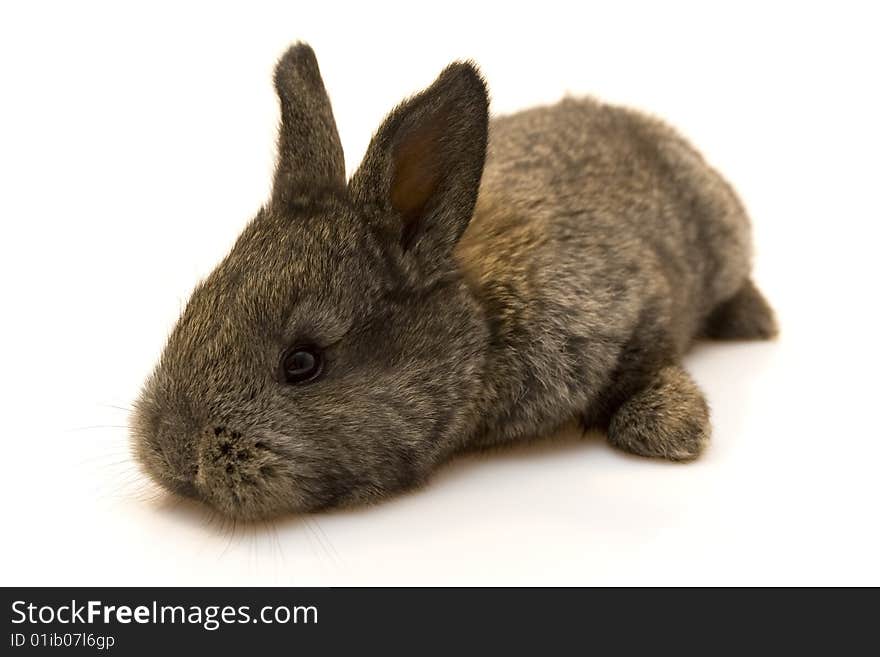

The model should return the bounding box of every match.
[2,1,878,585]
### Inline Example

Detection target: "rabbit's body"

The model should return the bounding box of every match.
[133,44,776,519]
[456,97,765,450]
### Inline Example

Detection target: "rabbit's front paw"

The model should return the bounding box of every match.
[607,365,710,462]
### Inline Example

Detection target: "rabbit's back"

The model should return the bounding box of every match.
[455,97,753,444]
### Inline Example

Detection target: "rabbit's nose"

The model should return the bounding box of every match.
[153,438,200,498]
[167,474,199,500]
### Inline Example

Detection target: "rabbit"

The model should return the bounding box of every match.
[132,42,777,519]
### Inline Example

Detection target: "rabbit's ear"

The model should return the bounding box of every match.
[271,43,345,203]
[349,63,488,273]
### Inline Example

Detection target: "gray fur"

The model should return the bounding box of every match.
[132,43,776,519]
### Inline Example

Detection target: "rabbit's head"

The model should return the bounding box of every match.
[132,44,490,519]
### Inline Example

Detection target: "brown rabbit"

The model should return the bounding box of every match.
[132,43,776,519]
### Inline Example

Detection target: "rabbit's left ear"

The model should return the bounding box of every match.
[349,62,489,276]
[272,43,345,203]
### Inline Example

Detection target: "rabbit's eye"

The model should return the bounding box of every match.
[281,345,324,385]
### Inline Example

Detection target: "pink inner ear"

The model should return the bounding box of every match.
[390,113,447,245]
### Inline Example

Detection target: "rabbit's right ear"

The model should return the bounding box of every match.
[271,43,345,203]
[349,62,489,278]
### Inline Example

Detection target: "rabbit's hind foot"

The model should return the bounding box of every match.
[703,278,778,341]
